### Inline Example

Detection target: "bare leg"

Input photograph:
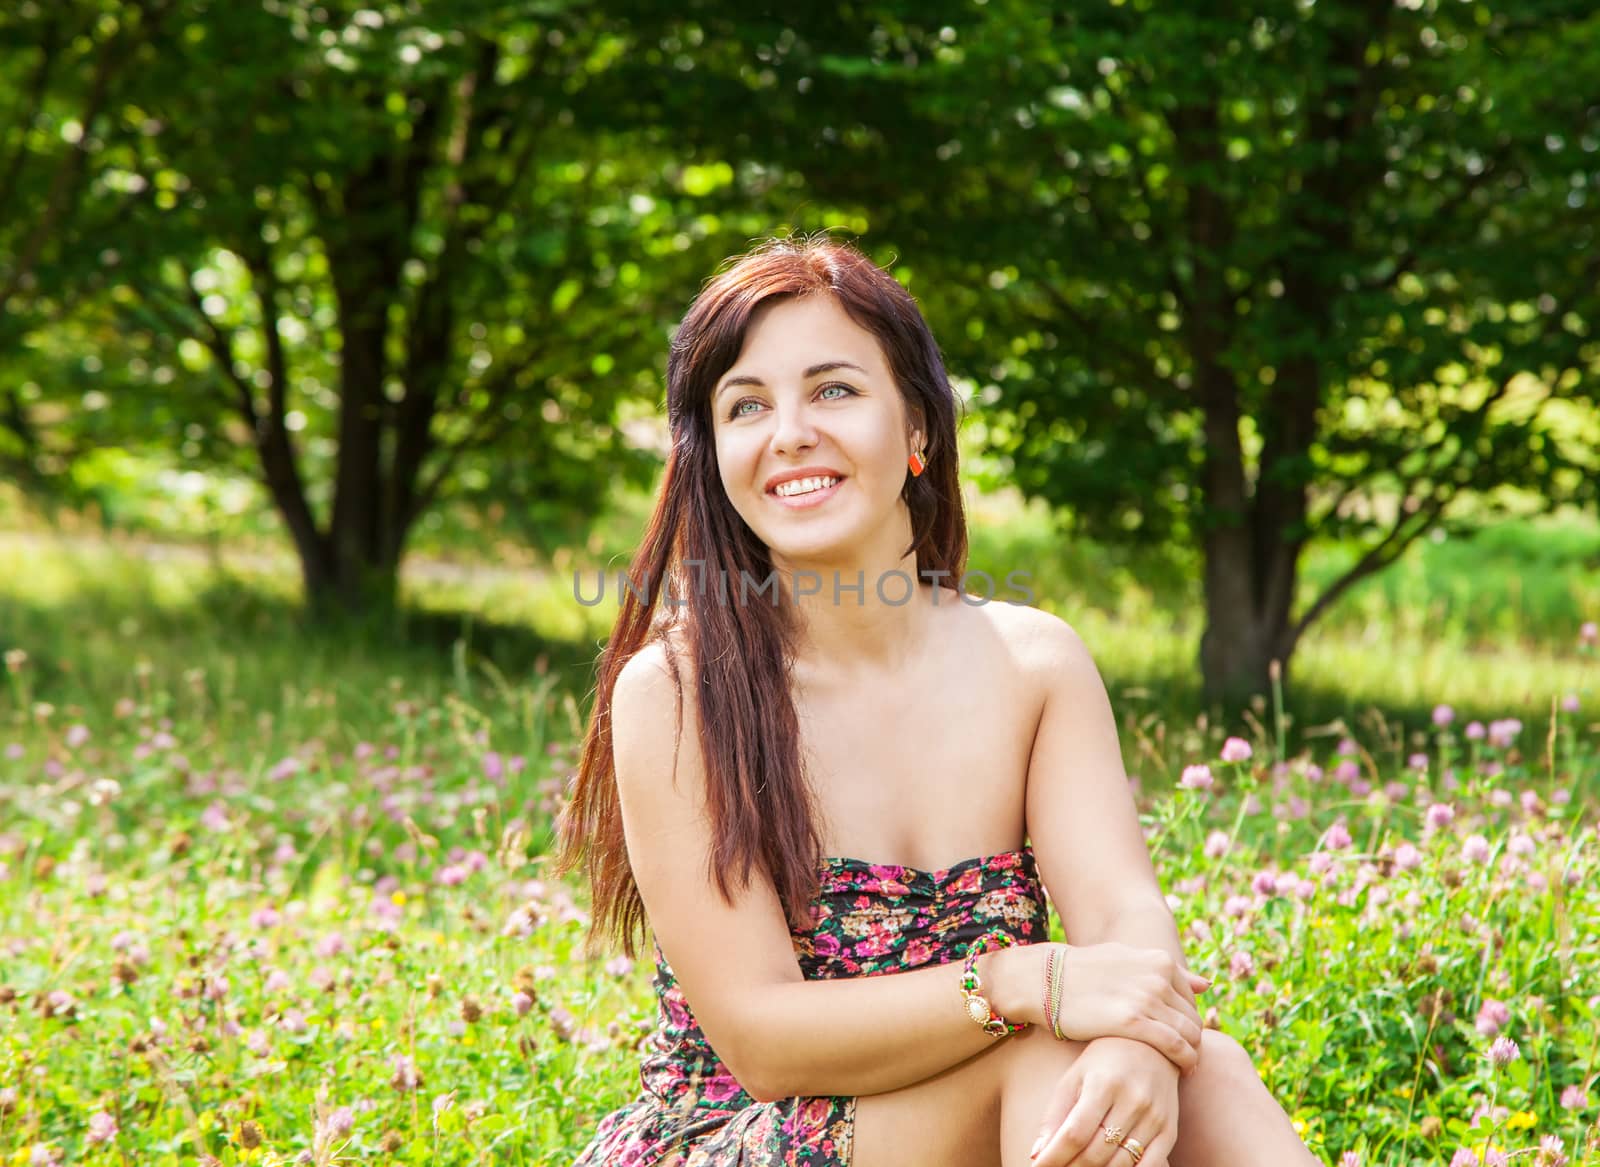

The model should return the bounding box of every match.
[851,1023,1104,1167]
[1169,1031,1321,1167]
[851,1027,1319,1167]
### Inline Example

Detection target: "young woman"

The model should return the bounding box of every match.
[553,235,1321,1166]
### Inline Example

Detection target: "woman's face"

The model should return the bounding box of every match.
[710,293,920,568]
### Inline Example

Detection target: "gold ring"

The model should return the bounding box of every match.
[1119,1136,1146,1162]
[1102,1124,1123,1144]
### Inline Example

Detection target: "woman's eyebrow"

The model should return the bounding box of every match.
[716,360,869,402]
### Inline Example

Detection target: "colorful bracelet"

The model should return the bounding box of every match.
[959,930,1029,1038]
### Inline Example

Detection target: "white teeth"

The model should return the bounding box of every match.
[773,475,840,498]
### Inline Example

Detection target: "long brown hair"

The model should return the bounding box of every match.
[551,233,969,959]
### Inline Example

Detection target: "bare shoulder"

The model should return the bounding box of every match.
[607,633,804,1102]
[970,597,1097,685]
[611,635,699,795]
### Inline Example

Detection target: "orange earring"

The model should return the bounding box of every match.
[908,446,926,477]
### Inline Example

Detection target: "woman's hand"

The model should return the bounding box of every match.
[998,942,1208,1075]
[1027,1036,1180,1167]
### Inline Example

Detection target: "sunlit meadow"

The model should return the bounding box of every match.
[1,572,1597,1164]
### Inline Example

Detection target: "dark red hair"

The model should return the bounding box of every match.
[552,233,969,958]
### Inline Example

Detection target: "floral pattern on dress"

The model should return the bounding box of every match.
[568,844,1048,1166]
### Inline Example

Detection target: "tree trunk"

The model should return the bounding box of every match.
[320,146,408,621]
[1195,352,1317,708]
[1198,536,1306,709]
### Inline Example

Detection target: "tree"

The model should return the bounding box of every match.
[705,0,1600,702]
[0,0,176,495]
[6,0,949,619]
[57,0,738,615]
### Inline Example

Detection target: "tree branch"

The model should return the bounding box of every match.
[1033,280,1176,402]
[0,0,171,317]
[1287,479,1454,646]
[408,348,546,521]
[0,6,67,223]
[1288,364,1523,644]
[177,269,265,429]
[1360,156,1508,294]
[123,282,253,422]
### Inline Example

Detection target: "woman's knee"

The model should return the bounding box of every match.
[992,1022,1092,1109]
[1189,1028,1258,1093]
[1008,1026,1249,1092]
[1006,1023,1091,1074]
[853,1033,1035,1167]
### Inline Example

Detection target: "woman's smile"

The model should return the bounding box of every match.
[768,475,847,510]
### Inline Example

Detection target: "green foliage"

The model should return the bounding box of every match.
[4,0,1599,687]
[889,1,1600,542]
[626,0,1600,694]
[2,0,873,605]
[1304,513,1600,649]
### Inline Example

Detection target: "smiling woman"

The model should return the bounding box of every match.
[550,234,1319,1167]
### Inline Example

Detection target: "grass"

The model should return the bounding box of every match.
[0,516,1597,1165]
[4,496,1593,757]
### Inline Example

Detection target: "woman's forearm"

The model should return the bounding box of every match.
[1082,898,1190,971]
[744,948,1033,1101]
[742,901,1195,1102]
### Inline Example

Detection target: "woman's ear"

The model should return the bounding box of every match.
[908,403,928,452]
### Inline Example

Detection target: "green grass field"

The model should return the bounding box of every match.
[1,514,1597,1165]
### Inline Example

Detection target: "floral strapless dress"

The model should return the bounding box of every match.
[569,844,1049,1166]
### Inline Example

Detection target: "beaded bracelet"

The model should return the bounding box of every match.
[959,930,1029,1038]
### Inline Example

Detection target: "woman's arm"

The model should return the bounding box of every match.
[738,937,1203,1101]
[611,634,1199,1105]
[612,644,1026,1102]
[611,640,1190,1107]
[1017,611,1201,980]
[735,954,1025,1101]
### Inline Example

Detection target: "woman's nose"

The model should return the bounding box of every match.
[769,401,820,456]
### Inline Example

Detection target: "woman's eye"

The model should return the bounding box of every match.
[727,383,856,420]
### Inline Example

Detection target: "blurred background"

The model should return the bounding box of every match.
[3,0,1597,733]
[3,5,1600,1165]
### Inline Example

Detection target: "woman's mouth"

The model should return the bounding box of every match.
[768,475,845,509]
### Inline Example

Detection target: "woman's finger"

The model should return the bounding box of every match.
[1163,1005,1203,1055]
[1165,981,1203,1032]
[1127,1017,1196,1074]
[1079,1104,1152,1167]
[1169,964,1204,1014]
[1077,1008,1196,1074]
[1115,1124,1175,1167]
[1026,1065,1083,1164]
[1033,1082,1111,1166]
